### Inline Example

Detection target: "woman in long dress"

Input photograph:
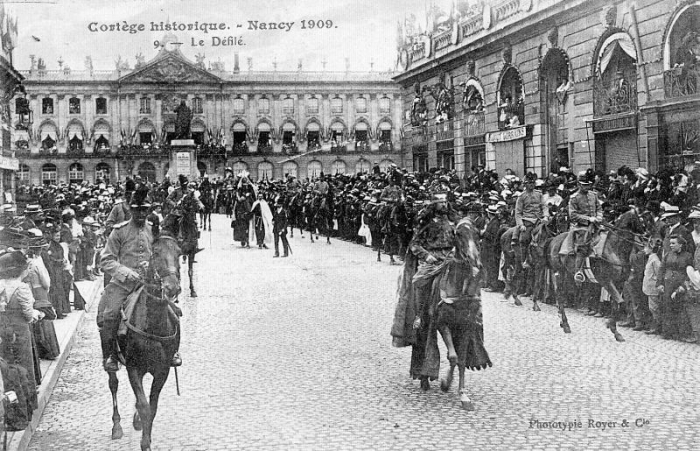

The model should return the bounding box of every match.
[658,235,694,341]
[44,225,70,318]
[24,238,60,359]
[0,251,41,395]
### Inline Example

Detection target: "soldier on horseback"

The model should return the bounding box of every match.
[567,171,603,283]
[512,172,545,269]
[98,184,182,373]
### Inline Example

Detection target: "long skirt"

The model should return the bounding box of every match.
[233,219,249,243]
[33,317,60,360]
[0,317,38,392]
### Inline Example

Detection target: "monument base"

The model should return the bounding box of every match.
[169,141,197,180]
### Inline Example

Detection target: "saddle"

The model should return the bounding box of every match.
[559,230,607,257]
[117,286,182,338]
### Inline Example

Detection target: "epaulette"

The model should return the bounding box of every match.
[113,220,130,229]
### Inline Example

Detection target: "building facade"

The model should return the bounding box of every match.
[394,0,699,178]
[11,36,403,186]
[1,3,21,202]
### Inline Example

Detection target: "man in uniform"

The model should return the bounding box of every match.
[164,174,189,217]
[512,172,545,269]
[566,171,603,282]
[98,184,181,372]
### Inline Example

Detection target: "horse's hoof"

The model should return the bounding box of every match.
[440,379,450,392]
[614,332,625,342]
[133,412,142,431]
[112,425,123,439]
[503,292,511,300]
[532,303,541,312]
[561,323,571,334]
[514,297,522,306]
[461,400,475,411]
[190,290,198,298]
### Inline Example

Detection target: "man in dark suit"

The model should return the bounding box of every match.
[272,198,290,258]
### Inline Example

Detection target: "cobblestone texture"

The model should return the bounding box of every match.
[28,215,700,450]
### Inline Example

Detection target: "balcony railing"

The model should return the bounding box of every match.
[379,142,394,152]
[355,141,370,152]
[497,100,525,130]
[282,143,298,154]
[330,144,347,153]
[593,75,637,117]
[231,142,249,155]
[664,66,700,99]
[465,111,485,137]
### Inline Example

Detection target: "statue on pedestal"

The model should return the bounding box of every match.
[174,100,192,139]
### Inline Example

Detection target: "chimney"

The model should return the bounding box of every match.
[234,52,240,74]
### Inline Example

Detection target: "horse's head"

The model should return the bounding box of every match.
[455,218,481,269]
[152,234,182,300]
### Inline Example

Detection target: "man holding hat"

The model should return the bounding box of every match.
[566,170,603,282]
[98,184,181,372]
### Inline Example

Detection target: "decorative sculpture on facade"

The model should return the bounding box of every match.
[410,82,429,127]
[430,72,455,123]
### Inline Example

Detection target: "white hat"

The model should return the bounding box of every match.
[689,210,700,220]
[661,205,680,219]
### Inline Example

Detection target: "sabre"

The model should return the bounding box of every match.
[174,367,181,396]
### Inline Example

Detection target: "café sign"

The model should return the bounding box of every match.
[485,126,527,143]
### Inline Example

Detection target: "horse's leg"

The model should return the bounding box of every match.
[440,362,455,392]
[438,325,457,366]
[553,270,571,333]
[108,372,123,439]
[458,364,473,411]
[604,281,625,342]
[189,255,197,298]
[512,263,523,306]
[207,213,211,231]
[532,267,542,311]
[127,368,152,451]
[145,367,171,450]
[326,219,331,244]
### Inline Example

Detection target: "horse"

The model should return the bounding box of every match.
[530,209,568,306]
[108,218,182,451]
[436,218,492,410]
[547,208,649,341]
[199,189,214,231]
[312,193,333,245]
[500,226,541,311]
[287,193,305,238]
[174,194,201,297]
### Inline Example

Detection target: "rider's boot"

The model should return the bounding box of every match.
[100,321,120,373]
[171,351,182,367]
[520,243,531,269]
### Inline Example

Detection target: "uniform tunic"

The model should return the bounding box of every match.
[514,190,544,227]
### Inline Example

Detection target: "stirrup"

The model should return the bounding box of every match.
[171,352,182,367]
[574,271,586,283]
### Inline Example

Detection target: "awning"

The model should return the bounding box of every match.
[599,34,636,75]
[306,122,320,132]
[94,125,110,138]
[354,122,368,131]
[257,122,271,132]
[330,121,345,131]
[282,122,296,132]
[41,127,57,140]
[233,122,247,132]
[378,121,392,130]
[138,122,154,133]
[191,122,206,133]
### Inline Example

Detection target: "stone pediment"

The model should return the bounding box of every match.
[120,51,222,84]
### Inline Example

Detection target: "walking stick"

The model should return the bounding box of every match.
[174,367,181,396]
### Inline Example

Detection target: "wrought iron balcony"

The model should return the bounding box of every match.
[664,66,700,99]
[593,76,637,117]
[497,100,524,130]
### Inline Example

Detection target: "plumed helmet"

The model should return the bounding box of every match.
[125,178,136,193]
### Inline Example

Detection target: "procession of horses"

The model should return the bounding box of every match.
[89,180,657,451]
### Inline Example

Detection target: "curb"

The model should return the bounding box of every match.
[5,278,103,451]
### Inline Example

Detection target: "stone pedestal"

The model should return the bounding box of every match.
[169,139,196,179]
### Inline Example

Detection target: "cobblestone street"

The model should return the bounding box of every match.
[28,215,700,451]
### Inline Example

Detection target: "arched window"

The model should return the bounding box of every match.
[42,98,54,115]
[67,122,85,153]
[593,32,637,116]
[138,162,157,183]
[69,163,84,184]
[283,97,294,115]
[258,97,270,114]
[664,4,700,98]
[192,97,203,114]
[42,163,57,185]
[355,159,371,174]
[282,161,298,179]
[69,97,81,114]
[331,160,347,175]
[17,164,30,185]
[232,161,248,176]
[331,97,343,114]
[307,160,323,179]
[377,121,392,143]
[257,121,272,150]
[95,97,108,115]
[379,159,394,173]
[257,161,274,180]
[498,67,525,130]
[233,97,245,114]
[379,96,391,114]
[306,121,321,149]
[95,162,111,183]
[356,96,367,114]
[40,122,58,151]
[306,96,319,115]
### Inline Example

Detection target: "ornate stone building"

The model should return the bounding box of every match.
[11,36,403,185]
[1,3,21,201]
[394,0,700,177]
